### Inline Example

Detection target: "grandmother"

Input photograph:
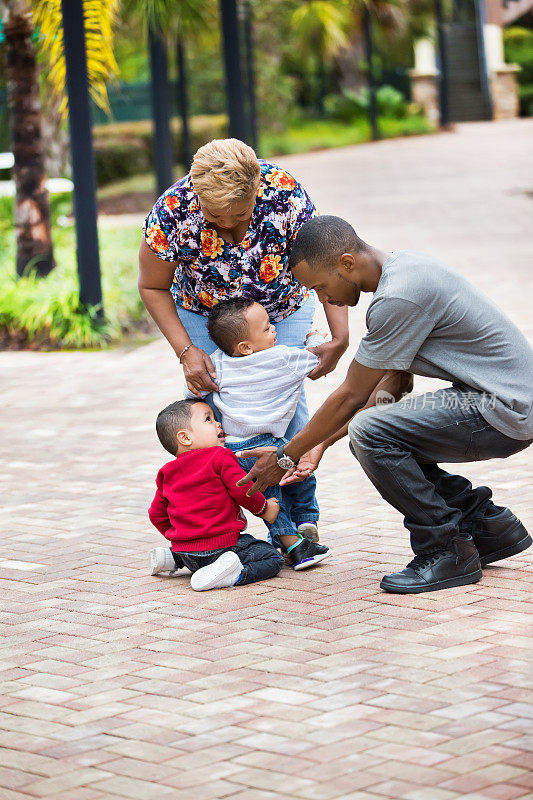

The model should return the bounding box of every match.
[138,138,349,439]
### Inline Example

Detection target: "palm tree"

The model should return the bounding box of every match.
[32,0,120,118]
[129,0,213,183]
[335,0,408,94]
[289,1,352,112]
[2,0,119,279]
[2,0,54,277]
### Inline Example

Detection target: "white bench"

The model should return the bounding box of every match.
[0,152,15,169]
[0,152,74,196]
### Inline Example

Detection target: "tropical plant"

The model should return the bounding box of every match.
[289,0,352,111]
[125,0,214,168]
[2,0,54,277]
[283,0,408,112]
[1,0,120,280]
[504,26,533,117]
[334,0,408,95]
[32,0,120,117]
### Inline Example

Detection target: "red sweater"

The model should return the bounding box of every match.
[148,446,268,552]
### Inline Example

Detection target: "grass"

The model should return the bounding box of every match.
[0,195,145,349]
[260,115,435,157]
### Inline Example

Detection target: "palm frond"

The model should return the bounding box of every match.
[133,0,213,37]
[290,1,352,58]
[32,0,120,118]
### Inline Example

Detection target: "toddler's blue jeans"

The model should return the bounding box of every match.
[226,433,319,549]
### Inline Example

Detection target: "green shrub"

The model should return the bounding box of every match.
[376,85,408,119]
[93,139,151,186]
[0,214,145,349]
[93,113,228,186]
[324,89,368,123]
[325,85,411,123]
[504,26,533,116]
[0,270,109,348]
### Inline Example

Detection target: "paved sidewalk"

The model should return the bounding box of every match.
[1,120,532,800]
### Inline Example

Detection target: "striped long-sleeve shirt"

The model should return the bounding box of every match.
[186,345,319,441]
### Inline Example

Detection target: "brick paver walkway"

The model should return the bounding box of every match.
[1,120,532,800]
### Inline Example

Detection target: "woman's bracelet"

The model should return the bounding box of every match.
[178,343,192,362]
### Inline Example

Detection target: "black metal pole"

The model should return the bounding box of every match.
[363,7,380,141]
[176,36,192,170]
[242,1,258,151]
[149,27,174,196]
[219,0,248,141]
[434,0,450,127]
[60,0,102,313]
[473,0,493,119]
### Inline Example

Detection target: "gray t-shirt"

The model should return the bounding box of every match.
[355,250,533,440]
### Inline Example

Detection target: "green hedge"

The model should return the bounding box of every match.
[504,27,533,116]
[93,114,228,186]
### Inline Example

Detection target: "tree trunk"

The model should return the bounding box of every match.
[42,97,71,179]
[3,0,54,277]
[149,26,174,196]
[176,35,192,171]
[334,15,367,94]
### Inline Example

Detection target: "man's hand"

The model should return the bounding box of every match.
[279,445,325,486]
[235,446,284,495]
[261,497,280,524]
[307,339,347,380]
[181,345,219,396]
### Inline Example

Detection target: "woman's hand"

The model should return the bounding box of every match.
[307,339,347,380]
[279,445,325,486]
[181,345,219,396]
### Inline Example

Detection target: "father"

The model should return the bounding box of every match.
[236,216,533,594]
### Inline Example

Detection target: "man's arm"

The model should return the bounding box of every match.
[321,370,413,449]
[279,370,412,485]
[307,303,349,380]
[236,359,387,494]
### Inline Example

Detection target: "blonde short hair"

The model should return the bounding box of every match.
[190,138,261,209]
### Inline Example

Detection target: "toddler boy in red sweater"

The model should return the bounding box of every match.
[148,398,283,591]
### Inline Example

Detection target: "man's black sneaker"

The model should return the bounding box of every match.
[287,538,331,571]
[471,507,532,566]
[380,535,482,594]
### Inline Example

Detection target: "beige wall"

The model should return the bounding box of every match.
[484,0,533,26]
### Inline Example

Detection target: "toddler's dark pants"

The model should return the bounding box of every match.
[172,533,284,585]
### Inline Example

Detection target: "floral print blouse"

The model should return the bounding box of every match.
[143,160,317,322]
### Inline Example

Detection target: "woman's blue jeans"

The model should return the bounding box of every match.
[176,294,316,440]
[226,434,319,548]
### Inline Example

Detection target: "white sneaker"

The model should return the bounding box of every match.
[297,522,319,543]
[190,552,243,592]
[149,547,176,575]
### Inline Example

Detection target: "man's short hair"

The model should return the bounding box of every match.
[289,215,368,272]
[156,399,204,455]
[207,297,255,355]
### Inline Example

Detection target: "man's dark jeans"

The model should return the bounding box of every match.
[172,533,284,585]
[349,387,531,555]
